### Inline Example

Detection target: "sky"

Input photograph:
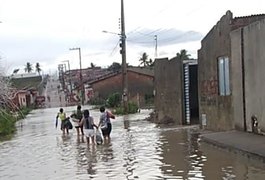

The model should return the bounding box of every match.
[0,0,264,75]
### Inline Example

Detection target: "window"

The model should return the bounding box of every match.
[218,56,231,96]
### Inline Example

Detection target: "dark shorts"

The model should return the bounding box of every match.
[101,123,112,137]
[61,120,68,130]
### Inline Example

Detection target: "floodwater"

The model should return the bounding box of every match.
[1,107,265,180]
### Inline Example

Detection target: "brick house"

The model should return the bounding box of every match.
[88,67,154,107]
[10,74,43,108]
[198,10,265,132]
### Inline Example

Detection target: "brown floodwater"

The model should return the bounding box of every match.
[0,107,265,180]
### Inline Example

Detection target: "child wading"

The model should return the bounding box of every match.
[80,109,98,144]
[56,108,69,135]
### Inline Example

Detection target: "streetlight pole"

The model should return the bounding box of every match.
[62,60,72,94]
[121,0,128,113]
[154,35,158,58]
[69,47,84,105]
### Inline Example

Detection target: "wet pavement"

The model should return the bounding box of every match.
[1,107,265,180]
[200,130,265,162]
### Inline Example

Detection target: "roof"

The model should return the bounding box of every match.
[88,66,154,85]
[10,76,42,90]
[127,66,154,77]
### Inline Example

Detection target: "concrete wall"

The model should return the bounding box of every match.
[198,11,234,131]
[154,57,183,124]
[243,19,265,132]
[230,29,245,131]
[231,19,265,133]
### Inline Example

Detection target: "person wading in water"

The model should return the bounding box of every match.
[98,106,115,143]
[56,108,70,135]
[80,109,98,144]
[71,105,84,136]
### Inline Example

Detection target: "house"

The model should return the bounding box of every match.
[154,57,199,125]
[9,74,44,108]
[198,10,265,133]
[88,66,154,107]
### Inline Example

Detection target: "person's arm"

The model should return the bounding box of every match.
[79,118,84,126]
[55,113,59,128]
[98,115,103,127]
[92,117,98,129]
[107,111,115,119]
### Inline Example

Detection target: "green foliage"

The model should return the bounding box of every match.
[24,62,33,73]
[176,49,191,60]
[0,110,16,140]
[35,62,41,75]
[114,101,139,115]
[89,97,106,106]
[0,107,32,141]
[107,92,121,108]
[108,62,121,72]
[17,107,32,119]
[139,52,154,67]
[128,101,139,113]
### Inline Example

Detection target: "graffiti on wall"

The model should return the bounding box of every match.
[201,76,218,105]
[201,76,218,96]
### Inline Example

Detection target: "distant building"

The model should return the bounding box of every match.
[11,72,39,79]
[9,75,45,108]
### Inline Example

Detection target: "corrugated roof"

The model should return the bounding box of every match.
[10,76,42,90]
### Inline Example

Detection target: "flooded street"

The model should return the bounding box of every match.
[1,107,265,180]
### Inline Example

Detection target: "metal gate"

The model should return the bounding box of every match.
[183,63,190,125]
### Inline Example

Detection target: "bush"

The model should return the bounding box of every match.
[114,101,139,115]
[0,110,16,139]
[107,92,121,108]
[89,97,106,106]
[0,107,32,141]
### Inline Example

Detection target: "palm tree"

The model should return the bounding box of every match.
[148,59,154,67]
[139,52,149,67]
[90,62,96,68]
[13,69,20,74]
[108,62,121,72]
[35,62,41,75]
[176,49,191,60]
[24,62,32,73]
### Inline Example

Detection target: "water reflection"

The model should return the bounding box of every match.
[1,108,265,180]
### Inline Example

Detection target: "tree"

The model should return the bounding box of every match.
[148,59,154,67]
[90,62,96,68]
[35,63,41,75]
[108,62,121,71]
[139,52,149,67]
[139,53,154,67]
[24,62,32,73]
[13,69,20,74]
[176,49,191,60]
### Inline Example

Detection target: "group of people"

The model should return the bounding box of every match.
[55,105,115,144]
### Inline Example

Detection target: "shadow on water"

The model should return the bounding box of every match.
[1,108,265,179]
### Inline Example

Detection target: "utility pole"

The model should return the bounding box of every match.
[69,47,84,105]
[154,35,158,58]
[62,60,72,94]
[121,0,128,113]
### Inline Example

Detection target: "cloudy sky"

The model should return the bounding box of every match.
[0,0,264,75]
